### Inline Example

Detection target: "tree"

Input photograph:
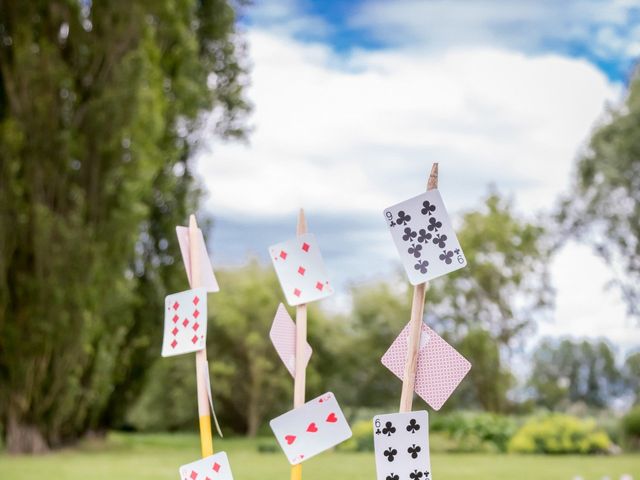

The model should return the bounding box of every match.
[561,73,640,321]
[528,338,624,410]
[429,191,553,348]
[428,191,552,411]
[339,192,551,413]
[0,0,248,452]
[127,262,343,436]
[623,352,640,405]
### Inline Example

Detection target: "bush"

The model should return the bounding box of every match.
[508,414,611,454]
[338,411,518,454]
[431,411,518,453]
[337,420,374,452]
[621,406,640,450]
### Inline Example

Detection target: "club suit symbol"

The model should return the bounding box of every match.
[383,447,398,462]
[382,421,396,436]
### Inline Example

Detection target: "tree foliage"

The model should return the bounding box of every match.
[334,192,550,413]
[561,74,640,320]
[0,0,248,452]
[127,262,343,437]
[528,338,624,410]
[429,191,553,348]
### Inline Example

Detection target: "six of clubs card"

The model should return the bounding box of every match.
[161,287,207,357]
[384,190,466,285]
[270,392,352,464]
[374,411,431,480]
[269,233,334,306]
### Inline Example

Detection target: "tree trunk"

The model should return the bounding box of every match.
[246,388,260,438]
[5,411,49,454]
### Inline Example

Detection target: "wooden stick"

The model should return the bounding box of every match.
[291,209,308,480]
[189,215,214,458]
[399,163,439,413]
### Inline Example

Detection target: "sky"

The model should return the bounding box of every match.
[195,0,640,355]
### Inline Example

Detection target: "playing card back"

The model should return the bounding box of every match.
[381,320,471,410]
[269,303,313,377]
[384,189,467,285]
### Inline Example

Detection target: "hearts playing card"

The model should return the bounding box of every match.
[384,189,467,285]
[161,288,207,357]
[176,226,220,292]
[270,303,313,377]
[269,233,334,306]
[270,392,352,464]
[381,320,471,410]
[179,451,233,480]
[373,411,431,480]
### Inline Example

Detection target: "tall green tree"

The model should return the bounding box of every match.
[561,73,640,320]
[0,0,248,452]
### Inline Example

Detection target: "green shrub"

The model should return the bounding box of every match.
[508,414,611,454]
[621,406,640,450]
[337,420,374,452]
[431,411,518,453]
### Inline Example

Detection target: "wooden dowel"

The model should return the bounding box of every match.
[399,163,439,413]
[291,209,307,480]
[189,215,214,458]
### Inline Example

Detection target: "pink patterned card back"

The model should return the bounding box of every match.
[381,321,471,410]
[176,226,219,292]
[270,303,312,377]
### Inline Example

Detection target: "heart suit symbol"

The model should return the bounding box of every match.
[285,435,296,444]
[326,413,338,423]
[306,422,318,432]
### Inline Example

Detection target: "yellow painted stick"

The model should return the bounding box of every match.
[291,209,308,480]
[399,163,439,413]
[189,215,214,457]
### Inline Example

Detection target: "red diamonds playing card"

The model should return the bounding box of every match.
[161,287,207,357]
[269,233,334,306]
[179,451,233,480]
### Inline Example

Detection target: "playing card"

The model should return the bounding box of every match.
[179,451,233,480]
[381,320,471,410]
[384,189,467,285]
[270,303,313,377]
[268,233,334,306]
[270,392,352,464]
[176,226,220,292]
[203,361,223,437]
[373,411,431,480]
[161,288,207,357]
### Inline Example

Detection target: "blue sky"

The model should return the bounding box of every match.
[197,0,640,352]
[244,0,640,83]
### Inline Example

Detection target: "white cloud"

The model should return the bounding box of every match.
[196,20,636,353]
[541,242,640,354]
[197,29,619,217]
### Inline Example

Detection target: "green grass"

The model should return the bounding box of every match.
[0,433,638,480]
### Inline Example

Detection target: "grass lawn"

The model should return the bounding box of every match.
[0,433,638,480]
